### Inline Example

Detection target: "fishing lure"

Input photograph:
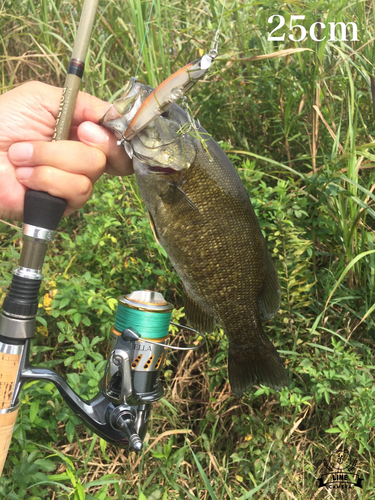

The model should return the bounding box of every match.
[122,30,219,144]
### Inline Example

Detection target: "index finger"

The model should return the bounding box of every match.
[72,90,112,126]
[32,82,114,127]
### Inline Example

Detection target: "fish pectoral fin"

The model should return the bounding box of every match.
[161,182,200,215]
[147,209,162,246]
[257,248,281,320]
[183,289,216,334]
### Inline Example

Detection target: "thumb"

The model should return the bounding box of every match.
[72,90,113,126]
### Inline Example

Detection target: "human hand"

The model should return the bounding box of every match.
[0,81,132,221]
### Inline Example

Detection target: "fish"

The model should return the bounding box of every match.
[101,79,288,397]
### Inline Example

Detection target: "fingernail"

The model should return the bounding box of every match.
[15,167,34,180]
[80,122,107,144]
[9,143,33,162]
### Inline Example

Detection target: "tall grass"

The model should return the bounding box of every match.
[1,0,375,499]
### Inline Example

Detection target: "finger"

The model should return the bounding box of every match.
[73,90,113,125]
[0,156,27,221]
[30,81,116,126]
[69,126,79,141]
[8,140,106,184]
[77,121,133,176]
[14,166,94,216]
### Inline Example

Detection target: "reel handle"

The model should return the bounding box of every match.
[24,190,67,230]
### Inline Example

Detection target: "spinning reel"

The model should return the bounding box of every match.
[0,192,199,462]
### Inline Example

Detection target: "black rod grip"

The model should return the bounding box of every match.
[2,274,41,318]
[24,190,67,230]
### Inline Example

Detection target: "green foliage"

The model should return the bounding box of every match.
[1,0,375,498]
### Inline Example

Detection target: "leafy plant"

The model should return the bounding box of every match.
[1,0,375,498]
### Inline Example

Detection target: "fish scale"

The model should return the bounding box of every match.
[101,81,288,397]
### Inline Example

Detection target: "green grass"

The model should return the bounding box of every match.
[1,0,375,498]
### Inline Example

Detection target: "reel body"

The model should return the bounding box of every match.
[0,286,173,452]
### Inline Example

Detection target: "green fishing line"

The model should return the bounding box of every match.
[114,304,171,339]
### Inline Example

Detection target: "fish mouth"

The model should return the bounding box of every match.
[100,79,147,139]
[101,80,197,172]
[148,166,181,175]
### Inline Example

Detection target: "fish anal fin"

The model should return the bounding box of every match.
[183,289,216,334]
[257,248,281,320]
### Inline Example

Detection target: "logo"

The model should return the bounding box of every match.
[316,448,364,490]
[134,343,152,352]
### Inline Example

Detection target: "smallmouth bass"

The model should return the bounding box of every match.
[101,79,288,396]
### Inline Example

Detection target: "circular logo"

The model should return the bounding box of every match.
[329,449,355,471]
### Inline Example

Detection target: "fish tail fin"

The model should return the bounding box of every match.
[228,337,288,397]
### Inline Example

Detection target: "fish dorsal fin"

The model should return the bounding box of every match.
[147,209,161,246]
[183,289,216,334]
[257,249,281,320]
[161,181,200,216]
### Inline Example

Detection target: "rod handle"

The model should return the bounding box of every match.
[0,350,21,476]
[0,410,19,476]
[24,190,67,230]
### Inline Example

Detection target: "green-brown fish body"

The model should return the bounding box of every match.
[101,81,288,396]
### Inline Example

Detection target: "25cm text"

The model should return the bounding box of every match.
[267,15,359,42]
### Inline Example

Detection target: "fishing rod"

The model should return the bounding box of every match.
[0,0,101,474]
[0,0,220,475]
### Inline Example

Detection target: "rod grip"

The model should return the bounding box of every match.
[0,410,19,476]
[0,352,21,409]
[0,351,21,476]
[24,190,67,230]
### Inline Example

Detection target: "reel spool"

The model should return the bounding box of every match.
[103,289,204,450]
[107,290,173,401]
